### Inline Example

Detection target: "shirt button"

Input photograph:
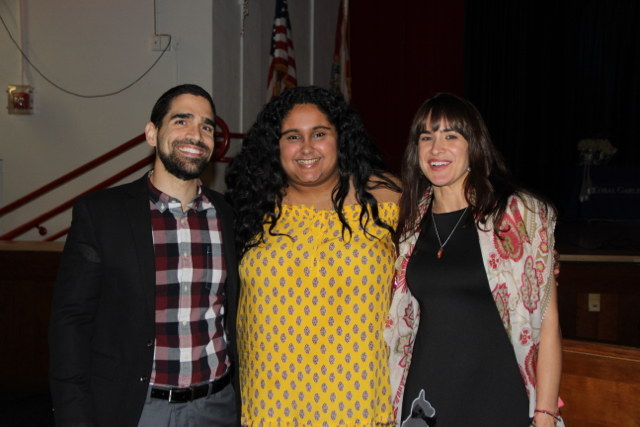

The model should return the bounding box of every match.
[183,252,188,257]
[183,285,188,292]
[182,321,187,326]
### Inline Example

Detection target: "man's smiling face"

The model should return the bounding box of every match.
[149,93,216,181]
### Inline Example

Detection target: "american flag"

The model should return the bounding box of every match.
[330,0,351,103]
[266,0,297,102]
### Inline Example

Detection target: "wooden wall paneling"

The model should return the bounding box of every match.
[597,293,619,342]
[0,246,61,391]
[560,263,640,293]
[560,339,640,426]
[557,290,577,337]
[0,278,55,389]
[618,294,640,347]
[558,261,640,347]
[575,292,599,340]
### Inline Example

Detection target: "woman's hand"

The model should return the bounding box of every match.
[531,417,557,426]
[552,249,561,281]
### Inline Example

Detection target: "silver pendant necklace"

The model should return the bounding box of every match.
[431,206,469,259]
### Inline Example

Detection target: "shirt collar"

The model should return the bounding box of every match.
[147,170,213,213]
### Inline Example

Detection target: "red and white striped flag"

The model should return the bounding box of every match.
[330,0,351,103]
[266,0,297,102]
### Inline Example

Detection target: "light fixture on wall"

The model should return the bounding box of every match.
[7,85,34,115]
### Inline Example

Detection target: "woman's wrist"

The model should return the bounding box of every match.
[531,408,561,426]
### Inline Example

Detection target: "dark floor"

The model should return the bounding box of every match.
[0,390,55,426]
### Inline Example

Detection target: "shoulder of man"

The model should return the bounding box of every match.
[75,174,148,207]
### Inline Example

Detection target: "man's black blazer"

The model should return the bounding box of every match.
[49,174,240,427]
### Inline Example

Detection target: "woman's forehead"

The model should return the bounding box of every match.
[421,112,451,131]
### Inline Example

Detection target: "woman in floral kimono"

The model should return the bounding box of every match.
[385,93,564,427]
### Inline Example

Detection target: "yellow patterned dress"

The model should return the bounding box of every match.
[238,203,398,427]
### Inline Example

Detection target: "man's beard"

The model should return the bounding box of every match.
[157,139,212,181]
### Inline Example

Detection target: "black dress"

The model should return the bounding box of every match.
[400,208,530,427]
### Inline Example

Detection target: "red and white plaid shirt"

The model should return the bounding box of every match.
[148,176,229,387]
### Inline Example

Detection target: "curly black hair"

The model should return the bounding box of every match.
[225,86,401,257]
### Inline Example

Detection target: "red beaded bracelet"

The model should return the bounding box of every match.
[534,409,561,423]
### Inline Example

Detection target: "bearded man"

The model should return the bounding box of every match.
[49,84,240,427]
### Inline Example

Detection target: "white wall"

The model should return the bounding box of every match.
[211,0,340,193]
[0,0,340,240]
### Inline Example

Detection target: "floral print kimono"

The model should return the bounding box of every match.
[384,189,565,426]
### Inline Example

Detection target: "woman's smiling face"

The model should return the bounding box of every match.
[418,115,470,192]
[279,103,340,189]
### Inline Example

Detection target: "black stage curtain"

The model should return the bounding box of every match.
[464,0,640,208]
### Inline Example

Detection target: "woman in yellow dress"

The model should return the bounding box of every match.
[225,86,401,427]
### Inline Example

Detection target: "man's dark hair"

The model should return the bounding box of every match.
[150,84,216,130]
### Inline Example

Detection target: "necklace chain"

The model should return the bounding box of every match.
[432,206,468,259]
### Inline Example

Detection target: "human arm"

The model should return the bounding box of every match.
[532,277,563,426]
[49,199,102,426]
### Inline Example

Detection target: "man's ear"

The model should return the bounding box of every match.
[145,122,158,147]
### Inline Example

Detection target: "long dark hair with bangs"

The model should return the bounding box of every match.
[225,86,401,257]
[396,92,551,246]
